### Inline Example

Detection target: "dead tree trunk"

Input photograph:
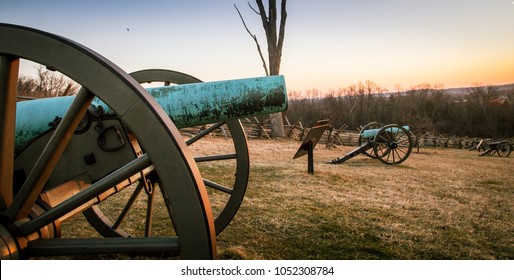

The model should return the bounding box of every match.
[256,0,287,137]
[236,0,287,137]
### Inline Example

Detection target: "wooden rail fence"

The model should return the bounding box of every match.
[179,117,514,150]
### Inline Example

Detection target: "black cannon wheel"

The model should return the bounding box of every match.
[496,142,512,157]
[358,122,384,158]
[0,24,215,259]
[373,124,413,165]
[84,69,249,236]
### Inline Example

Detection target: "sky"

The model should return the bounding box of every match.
[2,0,514,92]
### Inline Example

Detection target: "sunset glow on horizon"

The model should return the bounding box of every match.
[2,0,513,93]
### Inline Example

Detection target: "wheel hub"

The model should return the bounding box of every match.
[0,202,61,259]
[0,223,19,259]
[390,142,398,149]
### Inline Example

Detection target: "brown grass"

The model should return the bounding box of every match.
[60,138,514,260]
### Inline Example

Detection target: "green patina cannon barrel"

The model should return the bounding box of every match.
[15,75,287,152]
[360,125,410,139]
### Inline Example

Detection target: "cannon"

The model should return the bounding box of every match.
[0,23,287,259]
[327,122,413,165]
[470,139,512,157]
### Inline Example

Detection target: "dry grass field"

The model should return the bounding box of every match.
[59,137,513,260]
[214,138,514,259]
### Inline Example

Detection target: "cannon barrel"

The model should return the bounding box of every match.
[360,125,410,139]
[15,75,287,153]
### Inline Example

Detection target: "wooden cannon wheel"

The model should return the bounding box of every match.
[358,121,384,158]
[496,142,512,157]
[372,124,413,165]
[0,24,216,259]
[83,69,250,236]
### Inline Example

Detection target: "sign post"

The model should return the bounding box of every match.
[293,120,329,174]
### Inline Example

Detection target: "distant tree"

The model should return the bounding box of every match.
[17,75,38,97]
[18,65,78,99]
[506,89,514,136]
[467,84,500,136]
[235,0,287,137]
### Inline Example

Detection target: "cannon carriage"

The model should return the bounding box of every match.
[0,24,287,259]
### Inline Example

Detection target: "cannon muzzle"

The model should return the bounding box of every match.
[15,75,287,152]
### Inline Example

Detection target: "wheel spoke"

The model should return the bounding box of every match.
[395,131,406,141]
[195,153,237,162]
[18,154,152,236]
[394,148,405,163]
[385,149,392,162]
[397,138,411,146]
[204,179,233,194]
[376,143,391,158]
[0,56,19,209]
[375,143,388,157]
[7,88,94,220]
[395,146,407,157]
[376,134,388,145]
[112,182,144,230]
[186,122,225,146]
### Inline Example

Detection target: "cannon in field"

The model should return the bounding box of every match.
[327,122,413,165]
[0,23,287,259]
[469,139,512,157]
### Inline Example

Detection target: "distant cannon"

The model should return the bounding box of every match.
[470,139,512,157]
[327,122,413,165]
[0,23,287,259]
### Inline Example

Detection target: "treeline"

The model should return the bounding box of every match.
[17,65,78,99]
[285,81,514,138]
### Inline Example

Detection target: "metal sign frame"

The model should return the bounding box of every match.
[293,120,329,174]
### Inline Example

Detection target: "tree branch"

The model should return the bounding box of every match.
[247,1,261,16]
[271,0,287,74]
[277,0,287,53]
[269,0,277,27]
[234,4,269,76]
[255,0,269,27]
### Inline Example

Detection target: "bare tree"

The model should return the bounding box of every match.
[235,0,287,137]
[35,65,77,97]
[17,75,38,98]
[18,65,78,99]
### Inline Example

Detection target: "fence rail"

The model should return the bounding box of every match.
[185,118,514,151]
